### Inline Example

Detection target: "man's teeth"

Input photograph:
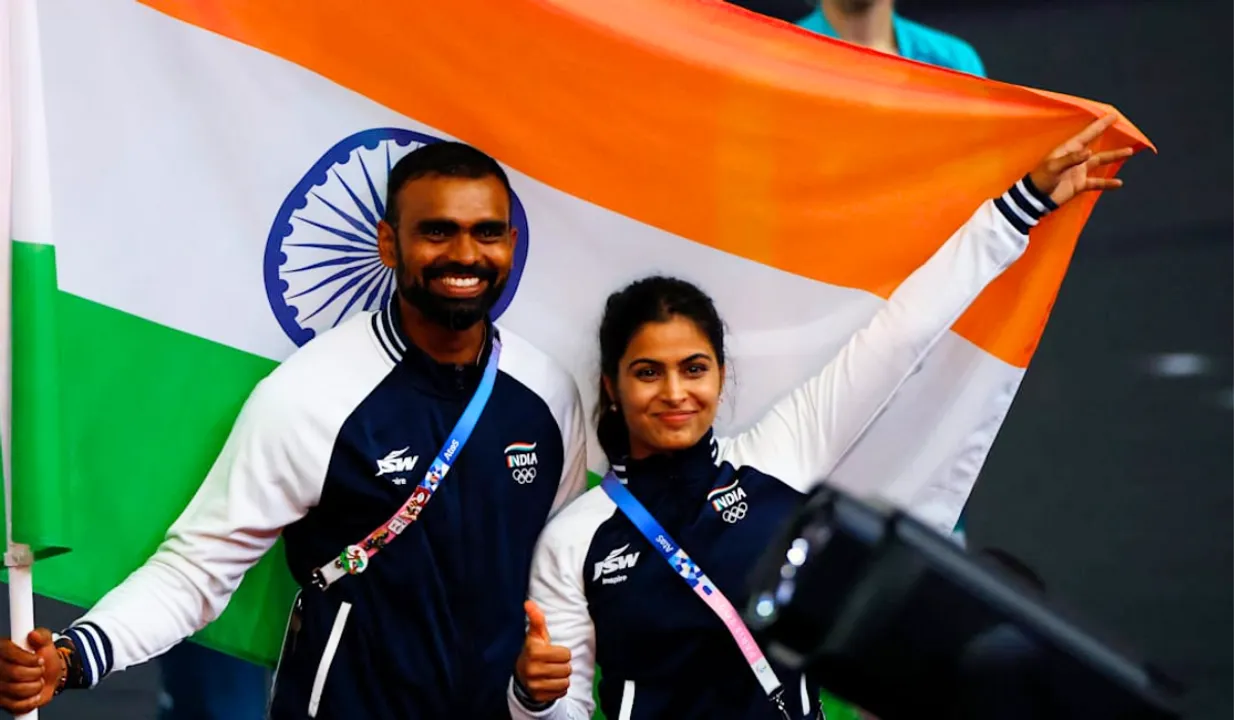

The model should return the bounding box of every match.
[442,276,481,288]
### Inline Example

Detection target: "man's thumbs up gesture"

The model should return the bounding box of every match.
[514,600,573,705]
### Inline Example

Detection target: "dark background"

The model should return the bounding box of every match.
[7,1,1231,718]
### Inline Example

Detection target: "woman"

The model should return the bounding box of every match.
[508,116,1132,720]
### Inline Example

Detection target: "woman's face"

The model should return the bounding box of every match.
[605,315,723,460]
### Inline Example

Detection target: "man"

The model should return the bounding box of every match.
[797,0,986,77]
[0,142,588,719]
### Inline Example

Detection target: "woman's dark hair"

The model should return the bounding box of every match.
[596,276,726,462]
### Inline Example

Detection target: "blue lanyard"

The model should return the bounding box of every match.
[312,336,502,589]
[601,473,788,714]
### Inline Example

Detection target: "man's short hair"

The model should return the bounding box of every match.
[383,141,513,226]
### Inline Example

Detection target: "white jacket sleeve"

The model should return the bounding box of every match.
[718,183,1051,496]
[508,492,610,720]
[549,384,589,517]
[64,375,330,685]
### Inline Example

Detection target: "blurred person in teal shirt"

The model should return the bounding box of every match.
[797,0,986,77]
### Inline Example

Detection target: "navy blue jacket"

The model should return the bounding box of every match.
[66,303,587,719]
[593,436,819,719]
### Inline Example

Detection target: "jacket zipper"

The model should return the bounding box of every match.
[269,591,303,713]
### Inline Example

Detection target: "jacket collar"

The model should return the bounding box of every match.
[611,430,720,512]
[372,300,496,399]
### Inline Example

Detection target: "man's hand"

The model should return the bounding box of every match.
[513,600,572,706]
[0,629,63,714]
[1028,113,1135,207]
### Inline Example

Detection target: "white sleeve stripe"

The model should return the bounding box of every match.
[1000,189,1038,228]
[993,196,1031,235]
[78,624,109,685]
[1018,173,1059,211]
[65,627,101,688]
[1012,179,1048,215]
[69,624,99,686]
[77,621,113,670]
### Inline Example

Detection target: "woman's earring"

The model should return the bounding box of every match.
[609,403,618,413]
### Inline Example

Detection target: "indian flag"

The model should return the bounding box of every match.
[4,0,1149,681]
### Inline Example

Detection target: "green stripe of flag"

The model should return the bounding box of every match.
[9,239,295,665]
[9,239,70,557]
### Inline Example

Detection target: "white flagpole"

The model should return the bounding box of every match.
[3,1,43,716]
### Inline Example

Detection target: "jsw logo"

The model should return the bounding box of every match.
[593,544,641,580]
[376,448,419,477]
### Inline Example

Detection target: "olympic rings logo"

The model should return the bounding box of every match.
[512,467,537,484]
[720,502,748,524]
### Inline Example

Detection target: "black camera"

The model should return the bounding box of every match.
[743,486,1183,719]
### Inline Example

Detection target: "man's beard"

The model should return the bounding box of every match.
[395,258,506,332]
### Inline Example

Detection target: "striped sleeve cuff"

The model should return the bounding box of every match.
[993,174,1059,235]
[61,623,114,689]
